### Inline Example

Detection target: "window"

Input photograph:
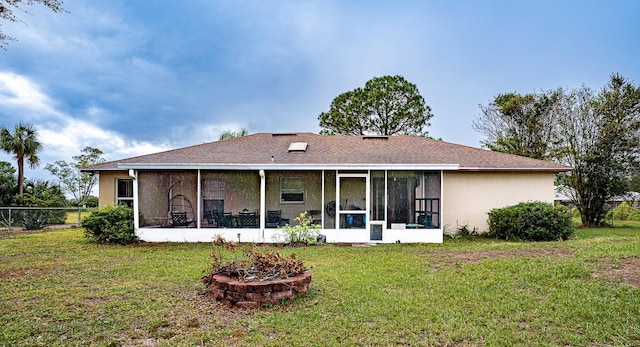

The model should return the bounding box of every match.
[116,179,133,207]
[202,178,225,214]
[280,177,304,203]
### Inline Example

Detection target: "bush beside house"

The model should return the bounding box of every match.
[488,201,574,241]
[82,204,137,244]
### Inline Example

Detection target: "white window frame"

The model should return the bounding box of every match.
[280,177,304,204]
[116,178,134,206]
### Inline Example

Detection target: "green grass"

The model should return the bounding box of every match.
[65,211,92,224]
[1,228,639,346]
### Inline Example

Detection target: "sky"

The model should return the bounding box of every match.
[0,0,639,184]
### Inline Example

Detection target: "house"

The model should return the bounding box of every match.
[86,133,570,243]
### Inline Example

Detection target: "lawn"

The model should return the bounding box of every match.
[65,210,93,225]
[1,227,639,346]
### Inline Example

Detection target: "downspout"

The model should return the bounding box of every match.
[129,169,139,232]
[259,169,266,242]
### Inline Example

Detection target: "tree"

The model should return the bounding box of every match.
[472,90,561,160]
[0,0,66,48]
[475,74,640,227]
[218,128,248,141]
[554,75,640,227]
[0,122,42,196]
[45,146,105,204]
[19,178,66,207]
[0,161,16,205]
[319,75,433,136]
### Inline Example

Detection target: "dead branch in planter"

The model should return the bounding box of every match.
[202,237,307,286]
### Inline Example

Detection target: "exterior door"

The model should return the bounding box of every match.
[336,174,368,231]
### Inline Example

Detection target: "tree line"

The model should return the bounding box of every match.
[0,122,104,207]
[473,73,640,227]
[4,73,637,229]
[320,73,640,228]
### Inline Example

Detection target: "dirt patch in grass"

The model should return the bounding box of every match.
[428,248,575,270]
[116,288,262,347]
[0,228,43,239]
[0,267,54,279]
[593,257,640,288]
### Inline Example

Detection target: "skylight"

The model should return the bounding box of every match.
[288,142,308,152]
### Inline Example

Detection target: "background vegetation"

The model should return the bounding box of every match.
[474,74,640,227]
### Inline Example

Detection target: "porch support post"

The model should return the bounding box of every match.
[335,170,339,230]
[259,169,266,241]
[439,170,444,229]
[196,169,201,229]
[321,170,325,229]
[129,169,139,231]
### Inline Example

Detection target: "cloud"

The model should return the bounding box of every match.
[0,72,61,118]
[0,72,169,177]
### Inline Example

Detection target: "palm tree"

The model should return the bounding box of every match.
[0,122,42,195]
[218,128,248,141]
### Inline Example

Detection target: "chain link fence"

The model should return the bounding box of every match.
[0,207,95,231]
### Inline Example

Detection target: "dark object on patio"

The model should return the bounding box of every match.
[170,211,194,227]
[266,210,286,228]
[417,212,432,228]
[325,201,336,217]
[217,212,235,228]
[204,210,221,227]
[237,211,258,228]
[204,210,215,225]
[168,194,195,226]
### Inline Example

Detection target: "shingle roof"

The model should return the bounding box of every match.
[87,133,570,172]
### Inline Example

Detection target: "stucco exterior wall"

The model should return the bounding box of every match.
[442,171,556,232]
[97,171,130,207]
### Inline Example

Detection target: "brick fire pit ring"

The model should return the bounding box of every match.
[210,271,312,308]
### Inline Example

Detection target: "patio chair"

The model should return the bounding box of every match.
[216,212,234,228]
[204,210,218,227]
[170,211,193,227]
[237,212,258,228]
[266,210,285,228]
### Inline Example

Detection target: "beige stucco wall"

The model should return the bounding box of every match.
[443,171,556,233]
[97,171,131,207]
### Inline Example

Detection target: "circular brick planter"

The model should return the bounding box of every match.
[210,271,312,308]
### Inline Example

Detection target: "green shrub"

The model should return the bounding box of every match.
[611,201,632,220]
[82,204,137,244]
[272,211,322,245]
[571,207,581,217]
[82,196,99,208]
[488,201,574,241]
[628,211,640,221]
[21,212,46,230]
